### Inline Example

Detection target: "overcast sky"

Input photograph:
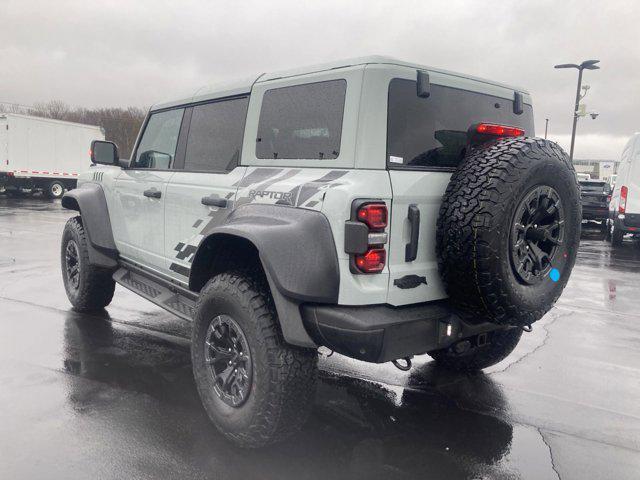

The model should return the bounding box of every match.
[2,0,638,159]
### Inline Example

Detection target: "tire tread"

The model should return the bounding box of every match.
[193,271,317,448]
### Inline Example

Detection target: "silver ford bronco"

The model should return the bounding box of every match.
[60,56,581,447]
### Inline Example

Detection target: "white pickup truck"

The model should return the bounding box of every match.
[0,113,104,198]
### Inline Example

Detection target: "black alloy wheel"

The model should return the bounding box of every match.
[510,185,565,284]
[65,239,81,290]
[204,314,252,407]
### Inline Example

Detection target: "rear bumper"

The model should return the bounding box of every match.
[614,213,640,233]
[582,205,609,221]
[301,301,502,363]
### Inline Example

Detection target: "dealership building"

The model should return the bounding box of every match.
[572,159,619,181]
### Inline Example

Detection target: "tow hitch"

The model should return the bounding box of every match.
[392,356,413,371]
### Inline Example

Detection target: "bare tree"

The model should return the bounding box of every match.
[8,100,147,158]
[32,100,72,120]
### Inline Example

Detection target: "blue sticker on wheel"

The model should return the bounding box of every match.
[549,268,560,282]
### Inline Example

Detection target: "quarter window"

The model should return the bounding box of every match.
[256,80,347,160]
[134,108,184,169]
[184,97,249,172]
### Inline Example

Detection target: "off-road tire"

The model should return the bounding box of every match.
[436,137,581,327]
[47,180,65,199]
[191,271,318,448]
[61,216,115,311]
[429,328,523,371]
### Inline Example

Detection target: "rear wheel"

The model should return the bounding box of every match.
[437,137,581,327]
[610,224,624,247]
[429,328,523,371]
[47,180,65,199]
[61,216,115,311]
[191,271,317,448]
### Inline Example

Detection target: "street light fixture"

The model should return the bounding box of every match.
[554,59,600,160]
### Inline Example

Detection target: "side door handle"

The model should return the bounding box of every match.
[143,188,162,199]
[405,204,420,262]
[201,194,228,208]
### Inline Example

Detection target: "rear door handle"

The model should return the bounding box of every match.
[143,188,162,199]
[201,195,228,208]
[405,204,420,262]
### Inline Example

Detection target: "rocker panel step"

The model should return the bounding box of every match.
[113,265,196,321]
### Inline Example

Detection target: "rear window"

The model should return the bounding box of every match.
[256,80,346,160]
[580,181,610,193]
[387,79,534,170]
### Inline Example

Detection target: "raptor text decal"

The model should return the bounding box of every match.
[249,189,293,204]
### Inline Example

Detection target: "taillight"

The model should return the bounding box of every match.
[357,203,388,230]
[355,248,386,273]
[620,185,628,214]
[476,123,525,137]
[348,201,388,274]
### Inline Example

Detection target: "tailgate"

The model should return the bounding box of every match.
[386,170,450,306]
[581,192,608,207]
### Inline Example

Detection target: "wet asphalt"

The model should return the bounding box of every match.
[0,196,639,480]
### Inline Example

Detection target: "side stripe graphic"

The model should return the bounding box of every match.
[233,167,284,188]
[294,170,348,206]
[252,168,302,192]
[169,263,190,277]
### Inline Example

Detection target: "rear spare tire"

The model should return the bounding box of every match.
[436,137,581,327]
[429,327,523,371]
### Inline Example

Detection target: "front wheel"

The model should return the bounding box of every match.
[429,328,523,371]
[191,271,318,448]
[61,216,116,311]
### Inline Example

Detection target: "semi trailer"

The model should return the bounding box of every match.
[0,113,104,198]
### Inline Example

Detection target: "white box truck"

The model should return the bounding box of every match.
[0,113,104,198]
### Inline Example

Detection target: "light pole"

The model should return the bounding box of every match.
[554,59,600,160]
[544,118,549,139]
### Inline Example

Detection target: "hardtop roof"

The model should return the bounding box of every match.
[151,55,530,111]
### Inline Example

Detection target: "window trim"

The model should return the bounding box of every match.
[176,94,250,174]
[385,78,534,172]
[255,78,348,161]
[128,107,186,171]
[128,94,250,175]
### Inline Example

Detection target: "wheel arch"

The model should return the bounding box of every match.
[187,204,341,347]
[61,183,118,268]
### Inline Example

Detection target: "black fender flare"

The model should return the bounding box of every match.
[190,204,340,347]
[61,183,118,269]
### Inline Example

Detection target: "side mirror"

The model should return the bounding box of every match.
[137,150,171,169]
[91,140,119,166]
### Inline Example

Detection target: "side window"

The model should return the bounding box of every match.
[387,79,534,169]
[256,79,346,160]
[184,97,249,172]
[134,108,184,169]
